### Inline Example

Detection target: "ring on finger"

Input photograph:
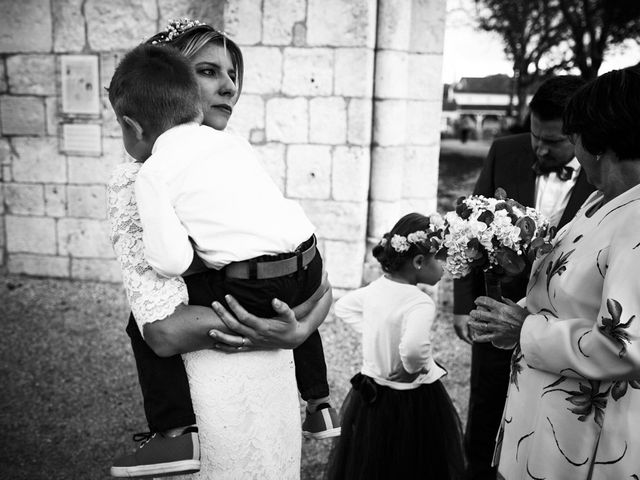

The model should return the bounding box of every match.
[241,337,246,347]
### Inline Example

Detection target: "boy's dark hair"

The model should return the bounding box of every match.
[373,213,433,274]
[529,76,587,121]
[108,44,202,137]
[563,65,640,160]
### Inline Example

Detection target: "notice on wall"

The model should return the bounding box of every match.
[61,123,102,156]
[61,55,100,116]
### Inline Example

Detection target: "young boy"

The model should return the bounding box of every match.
[108,44,339,478]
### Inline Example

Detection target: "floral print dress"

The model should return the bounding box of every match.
[496,184,640,480]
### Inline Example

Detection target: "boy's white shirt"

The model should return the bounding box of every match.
[135,123,315,277]
[334,275,446,390]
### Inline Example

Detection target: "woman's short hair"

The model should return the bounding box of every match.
[108,44,202,136]
[563,65,640,160]
[528,75,586,121]
[146,23,244,97]
[372,213,434,274]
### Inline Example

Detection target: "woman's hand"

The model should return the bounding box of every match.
[208,273,333,352]
[469,296,528,349]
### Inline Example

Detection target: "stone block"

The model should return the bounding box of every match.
[250,129,266,144]
[324,239,366,288]
[11,137,67,183]
[0,138,11,165]
[282,48,333,96]
[375,50,409,99]
[402,145,439,199]
[100,51,127,94]
[263,0,306,45]
[45,97,59,136]
[101,98,122,138]
[286,145,332,199]
[52,0,85,52]
[372,99,407,146]
[347,98,372,146]
[72,258,122,283]
[6,215,57,254]
[2,165,11,182]
[334,48,374,98]
[224,0,262,45]
[408,53,444,101]
[6,55,56,95]
[410,0,446,54]
[367,199,401,238]
[58,218,113,258]
[68,149,127,185]
[300,199,367,240]
[0,0,52,53]
[45,184,67,217]
[8,254,70,278]
[265,97,308,143]
[242,47,282,95]
[309,97,347,145]
[0,96,46,135]
[406,100,441,146]
[332,146,370,201]
[254,143,286,192]
[369,146,405,201]
[85,0,157,50]
[376,0,412,50]
[399,197,435,216]
[4,183,45,215]
[307,0,376,48]
[67,185,107,219]
[226,94,264,140]
[0,61,6,92]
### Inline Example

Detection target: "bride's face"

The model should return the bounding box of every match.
[190,43,239,131]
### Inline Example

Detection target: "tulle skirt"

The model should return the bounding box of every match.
[325,373,466,480]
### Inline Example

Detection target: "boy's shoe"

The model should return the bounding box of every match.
[110,426,200,478]
[302,403,341,439]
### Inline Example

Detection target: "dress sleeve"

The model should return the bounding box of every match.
[134,166,194,277]
[334,288,366,334]
[520,212,640,381]
[399,298,436,374]
[107,164,189,336]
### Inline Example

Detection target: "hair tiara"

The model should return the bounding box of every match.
[150,17,206,45]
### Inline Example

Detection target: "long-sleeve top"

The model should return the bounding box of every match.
[334,276,446,390]
[135,122,315,277]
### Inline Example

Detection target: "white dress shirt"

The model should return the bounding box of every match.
[534,157,581,227]
[334,275,447,390]
[135,123,315,277]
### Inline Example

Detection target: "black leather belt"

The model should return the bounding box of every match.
[224,236,316,280]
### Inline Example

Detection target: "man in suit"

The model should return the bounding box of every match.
[453,76,595,480]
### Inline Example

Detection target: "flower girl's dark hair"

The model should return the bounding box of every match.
[372,213,434,274]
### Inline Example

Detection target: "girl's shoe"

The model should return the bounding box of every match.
[302,403,341,439]
[110,426,200,478]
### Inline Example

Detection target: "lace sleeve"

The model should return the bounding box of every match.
[107,163,188,335]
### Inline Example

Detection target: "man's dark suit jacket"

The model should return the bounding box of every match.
[453,133,596,314]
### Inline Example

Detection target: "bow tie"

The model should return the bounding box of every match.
[532,162,574,181]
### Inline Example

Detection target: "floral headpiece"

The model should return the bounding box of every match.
[150,17,205,45]
[380,214,445,254]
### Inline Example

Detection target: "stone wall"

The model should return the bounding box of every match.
[0,0,445,289]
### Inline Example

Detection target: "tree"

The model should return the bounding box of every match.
[556,0,640,79]
[474,0,566,123]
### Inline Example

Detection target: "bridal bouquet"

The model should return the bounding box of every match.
[437,188,552,292]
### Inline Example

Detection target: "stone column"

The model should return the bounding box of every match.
[364,0,446,282]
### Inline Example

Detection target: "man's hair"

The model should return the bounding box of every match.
[529,76,587,121]
[108,44,202,136]
[563,65,640,160]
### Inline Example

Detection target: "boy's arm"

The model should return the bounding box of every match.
[135,168,194,277]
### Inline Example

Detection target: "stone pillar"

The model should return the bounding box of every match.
[364,0,446,283]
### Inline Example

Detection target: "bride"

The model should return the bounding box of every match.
[107,19,331,479]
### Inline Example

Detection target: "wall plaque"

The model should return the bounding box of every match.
[60,55,100,116]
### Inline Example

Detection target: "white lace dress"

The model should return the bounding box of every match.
[107,162,301,480]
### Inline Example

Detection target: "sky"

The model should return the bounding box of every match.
[442,0,640,84]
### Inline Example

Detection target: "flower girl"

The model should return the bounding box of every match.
[326,213,466,480]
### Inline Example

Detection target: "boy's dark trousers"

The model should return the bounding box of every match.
[127,245,329,432]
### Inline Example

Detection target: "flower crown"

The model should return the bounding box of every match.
[150,17,205,45]
[380,214,445,254]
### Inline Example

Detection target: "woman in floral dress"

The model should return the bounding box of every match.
[468,65,640,479]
